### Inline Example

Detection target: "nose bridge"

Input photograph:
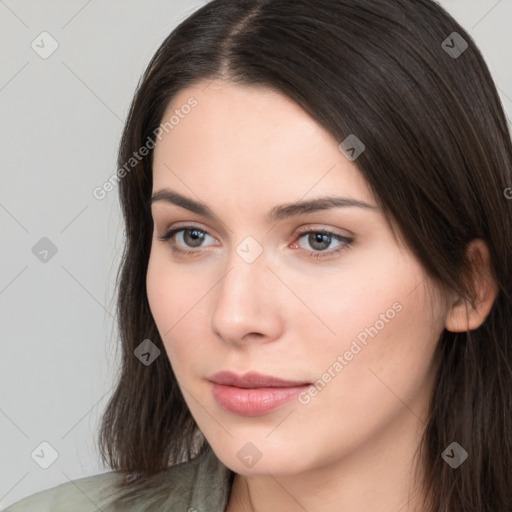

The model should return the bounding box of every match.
[210,238,279,343]
[216,242,267,315]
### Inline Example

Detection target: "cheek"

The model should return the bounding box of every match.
[146,252,172,330]
[146,250,211,375]
[306,249,443,395]
[309,269,443,430]
[297,257,408,355]
[146,247,200,325]
[147,252,184,357]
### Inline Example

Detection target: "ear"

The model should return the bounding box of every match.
[445,238,499,332]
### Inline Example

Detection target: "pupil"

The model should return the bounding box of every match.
[187,229,204,247]
[311,233,329,250]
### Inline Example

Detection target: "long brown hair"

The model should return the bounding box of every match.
[98,1,512,509]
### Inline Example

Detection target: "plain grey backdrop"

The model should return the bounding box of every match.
[1,0,511,508]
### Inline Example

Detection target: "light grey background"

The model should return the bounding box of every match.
[1,0,511,508]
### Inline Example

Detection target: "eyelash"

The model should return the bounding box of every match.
[157,224,353,260]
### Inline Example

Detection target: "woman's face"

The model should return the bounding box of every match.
[147,79,449,477]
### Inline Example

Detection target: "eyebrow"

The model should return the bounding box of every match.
[150,188,379,223]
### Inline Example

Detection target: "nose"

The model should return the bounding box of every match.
[210,245,283,347]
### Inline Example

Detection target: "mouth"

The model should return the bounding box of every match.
[208,370,312,416]
[208,370,311,388]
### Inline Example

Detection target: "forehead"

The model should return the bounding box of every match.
[152,79,375,207]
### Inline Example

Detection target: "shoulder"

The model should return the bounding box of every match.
[2,447,234,512]
[1,471,121,511]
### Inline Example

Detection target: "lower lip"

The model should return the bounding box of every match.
[210,382,310,416]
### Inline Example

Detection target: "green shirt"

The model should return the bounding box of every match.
[2,447,235,511]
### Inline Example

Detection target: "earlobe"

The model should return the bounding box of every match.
[445,298,485,332]
[444,238,499,333]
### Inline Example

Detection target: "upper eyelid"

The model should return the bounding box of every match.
[163,224,351,244]
[164,226,352,262]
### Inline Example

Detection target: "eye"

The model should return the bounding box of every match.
[156,224,353,260]
[156,226,216,255]
[292,227,353,259]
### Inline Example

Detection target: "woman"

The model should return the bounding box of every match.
[5,0,511,510]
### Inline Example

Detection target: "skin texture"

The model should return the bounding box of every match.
[146,79,498,512]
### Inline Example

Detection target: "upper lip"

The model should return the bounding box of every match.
[208,370,311,388]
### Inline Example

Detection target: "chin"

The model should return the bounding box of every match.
[210,438,314,477]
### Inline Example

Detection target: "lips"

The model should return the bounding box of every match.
[208,370,311,388]
[208,370,312,416]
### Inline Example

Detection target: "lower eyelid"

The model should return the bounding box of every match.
[172,228,217,249]
[295,230,350,245]
[160,226,352,256]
